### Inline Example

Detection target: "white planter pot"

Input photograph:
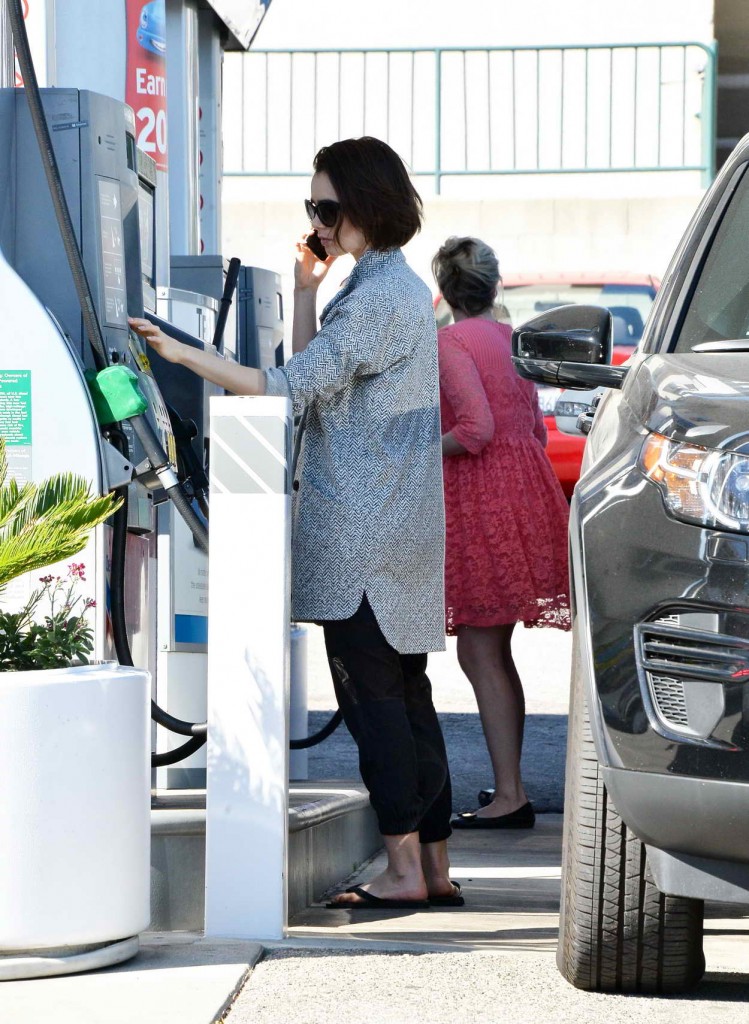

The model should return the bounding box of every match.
[0,662,151,979]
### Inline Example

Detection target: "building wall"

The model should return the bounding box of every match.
[222,184,699,355]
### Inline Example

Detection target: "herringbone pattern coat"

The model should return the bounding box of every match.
[265,248,445,654]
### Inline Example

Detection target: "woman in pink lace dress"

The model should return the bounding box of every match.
[432,236,570,829]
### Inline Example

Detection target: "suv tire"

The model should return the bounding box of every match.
[557,634,706,993]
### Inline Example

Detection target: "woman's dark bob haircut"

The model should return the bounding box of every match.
[313,137,423,251]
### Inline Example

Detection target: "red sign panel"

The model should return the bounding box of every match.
[14,0,44,88]
[125,0,168,171]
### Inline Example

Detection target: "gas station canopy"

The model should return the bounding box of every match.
[199,0,273,50]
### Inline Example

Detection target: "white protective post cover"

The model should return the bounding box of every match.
[205,395,292,941]
[0,663,151,953]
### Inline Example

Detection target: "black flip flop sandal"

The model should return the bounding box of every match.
[325,884,430,910]
[429,882,465,907]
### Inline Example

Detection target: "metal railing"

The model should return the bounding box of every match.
[222,42,718,191]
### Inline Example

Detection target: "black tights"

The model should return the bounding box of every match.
[322,595,453,843]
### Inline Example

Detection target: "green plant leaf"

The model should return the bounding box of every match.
[0,438,122,593]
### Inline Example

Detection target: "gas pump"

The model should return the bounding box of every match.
[0,0,304,970]
[0,71,211,766]
[147,255,286,782]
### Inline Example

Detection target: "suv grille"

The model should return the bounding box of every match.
[649,674,689,727]
[637,620,749,684]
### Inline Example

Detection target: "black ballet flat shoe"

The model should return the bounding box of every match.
[451,801,535,830]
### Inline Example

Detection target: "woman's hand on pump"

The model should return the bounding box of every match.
[128,317,183,364]
[128,316,266,396]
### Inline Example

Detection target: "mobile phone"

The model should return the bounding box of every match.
[306,230,328,262]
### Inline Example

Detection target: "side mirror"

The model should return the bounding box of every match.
[511,304,628,391]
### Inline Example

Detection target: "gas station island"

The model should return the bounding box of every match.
[0,0,375,979]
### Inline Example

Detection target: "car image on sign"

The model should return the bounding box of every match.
[137,0,166,56]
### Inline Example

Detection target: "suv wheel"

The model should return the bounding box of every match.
[557,634,706,993]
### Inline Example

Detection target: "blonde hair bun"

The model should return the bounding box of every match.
[432,236,500,318]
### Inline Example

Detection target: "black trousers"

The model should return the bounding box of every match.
[321,594,453,843]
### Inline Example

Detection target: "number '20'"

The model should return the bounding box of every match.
[137,107,167,156]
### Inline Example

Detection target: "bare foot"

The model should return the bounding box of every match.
[427,880,461,900]
[327,867,428,906]
[420,839,455,900]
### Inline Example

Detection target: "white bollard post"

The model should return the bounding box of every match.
[204,395,291,941]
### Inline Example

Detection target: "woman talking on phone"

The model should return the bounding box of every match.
[129,137,461,910]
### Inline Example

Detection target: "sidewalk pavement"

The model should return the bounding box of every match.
[3,815,748,1024]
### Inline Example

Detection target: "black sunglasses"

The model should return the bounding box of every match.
[304,198,341,228]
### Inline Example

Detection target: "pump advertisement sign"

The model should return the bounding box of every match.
[14,0,50,88]
[126,0,168,171]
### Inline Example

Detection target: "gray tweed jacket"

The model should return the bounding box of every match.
[264,247,445,654]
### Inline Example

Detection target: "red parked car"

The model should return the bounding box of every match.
[434,272,660,498]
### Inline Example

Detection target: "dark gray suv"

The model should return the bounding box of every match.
[512,139,749,994]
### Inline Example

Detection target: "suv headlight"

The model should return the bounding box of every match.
[640,433,749,532]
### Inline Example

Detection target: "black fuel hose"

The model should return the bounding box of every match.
[129,414,208,555]
[212,256,241,352]
[7,0,107,372]
[108,473,207,767]
[166,406,210,518]
[152,735,206,767]
[290,711,342,750]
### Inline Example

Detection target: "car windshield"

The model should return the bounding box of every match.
[674,166,749,352]
[502,284,656,346]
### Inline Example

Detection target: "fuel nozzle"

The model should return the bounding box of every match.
[86,365,208,553]
[86,364,148,426]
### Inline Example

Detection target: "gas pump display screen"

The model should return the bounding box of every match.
[97,179,127,327]
[138,183,155,283]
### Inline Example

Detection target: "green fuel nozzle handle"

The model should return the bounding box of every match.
[87,365,148,426]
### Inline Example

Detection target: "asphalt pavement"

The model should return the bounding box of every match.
[4,817,747,1024]
[226,816,749,1024]
[307,708,566,813]
[304,624,571,814]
